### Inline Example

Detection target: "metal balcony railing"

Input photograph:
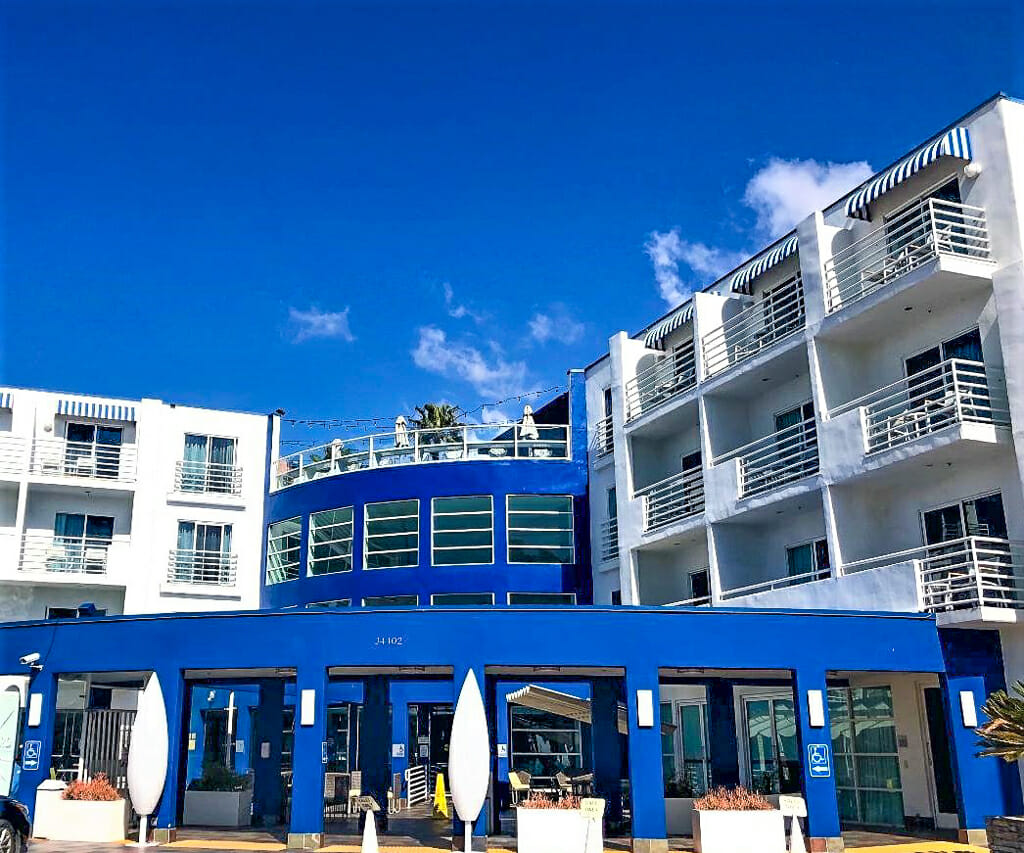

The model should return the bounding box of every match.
[717,416,819,499]
[835,358,1009,454]
[720,566,830,600]
[663,579,713,608]
[174,460,243,496]
[625,339,697,421]
[918,536,1024,613]
[274,422,570,490]
[594,414,614,457]
[167,549,238,586]
[701,275,805,378]
[29,438,138,483]
[0,435,26,475]
[637,468,705,532]
[599,517,618,563]
[19,534,114,575]
[824,197,992,314]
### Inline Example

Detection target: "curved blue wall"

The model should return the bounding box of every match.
[261,371,590,609]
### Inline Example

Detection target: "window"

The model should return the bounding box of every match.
[688,568,710,601]
[829,686,904,826]
[309,507,354,575]
[663,700,710,797]
[174,521,233,584]
[305,599,351,609]
[923,492,1007,545]
[785,538,830,579]
[362,595,418,607]
[432,496,493,565]
[45,606,107,620]
[743,694,801,795]
[50,513,114,573]
[266,517,302,584]
[507,495,574,564]
[64,422,122,479]
[509,705,583,782]
[661,703,677,793]
[611,590,622,605]
[181,434,238,493]
[365,500,419,569]
[431,592,494,606]
[507,592,576,606]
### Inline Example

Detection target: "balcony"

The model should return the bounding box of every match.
[918,536,1023,615]
[625,339,697,421]
[720,566,830,601]
[718,416,818,499]
[637,469,704,532]
[593,414,614,458]
[29,438,137,484]
[174,460,243,496]
[824,198,992,315]
[18,533,117,576]
[701,275,805,379]
[599,517,618,563]
[274,422,570,490]
[0,435,25,476]
[167,549,238,587]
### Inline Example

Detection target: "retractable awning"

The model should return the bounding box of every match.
[844,127,972,220]
[642,301,694,348]
[506,684,675,735]
[730,233,799,295]
[57,397,136,421]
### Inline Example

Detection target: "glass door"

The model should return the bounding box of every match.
[678,702,709,796]
[743,694,801,795]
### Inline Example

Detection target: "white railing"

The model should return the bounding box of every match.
[625,339,698,421]
[29,438,138,483]
[918,536,1024,613]
[167,549,238,586]
[837,358,1008,454]
[0,435,26,475]
[663,578,713,608]
[701,275,805,378]
[19,534,116,575]
[405,764,429,807]
[637,468,704,532]
[720,567,830,600]
[594,414,614,457]
[716,416,818,498]
[824,198,992,314]
[273,422,569,490]
[174,460,243,495]
[599,517,618,563]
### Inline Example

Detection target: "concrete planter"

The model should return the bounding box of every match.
[665,797,696,835]
[987,816,1023,852]
[33,782,127,843]
[183,788,253,827]
[693,808,785,853]
[516,807,603,853]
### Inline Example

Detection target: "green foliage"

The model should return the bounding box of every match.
[978,681,1024,762]
[411,403,463,444]
[187,763,251,792]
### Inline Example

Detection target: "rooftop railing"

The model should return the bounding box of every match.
[701,275,805,378]
[0,435,25,476]
[19,533,116,575]
[593,414,614,457]
[174,460,243,496]
[720,566,830,600]
[30,437,137,483]
[625,339,697,421]
[824,197,992,315]
[832,358,1008,454]
[637,468,704,532]
[716,416,818,499]
[167,549,238,586]
[273,422,569,490]
[599,517,618,563]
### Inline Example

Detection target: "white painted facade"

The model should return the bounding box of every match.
[0,387,271,620]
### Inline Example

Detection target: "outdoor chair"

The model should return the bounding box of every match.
[554,771,574,798]
[508,770,531,805]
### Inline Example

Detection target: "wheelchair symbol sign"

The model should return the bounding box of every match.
[22,740,41,772]
[807,743,831,778]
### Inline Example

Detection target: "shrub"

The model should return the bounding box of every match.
[518,791,581,809]
[187,763,251,792]
[694,786,774,811]
[63,773,121,801]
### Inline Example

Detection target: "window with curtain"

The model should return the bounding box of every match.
[266,517,302,584]
[785,538,830,581]
[309,507,354,575]
[507,495,574,564]
[364,500,419,569]
[181,434,238,493]
[432,496,493,565]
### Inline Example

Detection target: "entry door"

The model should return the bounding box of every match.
[429,706,453,778]
[921,687,958,828]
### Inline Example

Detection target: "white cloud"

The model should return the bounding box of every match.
[480,406,512,424]
[411,326,528,399]
[529,306,585,345]
[744,158,873,239]
[645,230,747,307]
[287,306,355,343]
[442,282,486,324]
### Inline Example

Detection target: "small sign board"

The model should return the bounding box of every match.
[392,743,406,758]
[580,798,605,820]
[22,740,41,772]
[497,742,508,758]
[419,744,429,758]
[235,739,245,754]
[778,795,807,817]
[261,741,271,759]
[188,732,197,752]
[321,741,328,764]
[807,743,832,778]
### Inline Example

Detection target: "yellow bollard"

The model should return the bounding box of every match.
[432,771,450,818]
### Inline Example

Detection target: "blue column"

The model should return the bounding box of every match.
[288,667,327,846]
[358,675,391,831]
[253,680,285,826]
[451,663,489,850]
[624,663,666,853]
[14,671,57,821]
[704,680,739,787]
[792,669,841,845]
[591,678,624,826]
[153,667,186,839]
[389,696,409,794]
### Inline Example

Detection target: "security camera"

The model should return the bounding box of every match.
[19,652,41,668]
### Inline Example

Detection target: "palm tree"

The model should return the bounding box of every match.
[977,682,1024,761]
[411,403,463,444]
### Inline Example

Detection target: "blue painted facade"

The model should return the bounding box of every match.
[262,371,591,609]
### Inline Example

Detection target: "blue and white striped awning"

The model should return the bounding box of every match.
[642,301,694,348]
[57,397,136,421]
[0,392,10,409]
[844,127,972,220]
[730,233,799,295]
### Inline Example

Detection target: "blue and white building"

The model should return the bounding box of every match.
[1,93,1024,853]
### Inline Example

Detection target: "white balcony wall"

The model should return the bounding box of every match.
[630,415,701,491]
[0,485,16,530]
[636,535,708,605]
[22,489,133,537]
[0,583,125,623]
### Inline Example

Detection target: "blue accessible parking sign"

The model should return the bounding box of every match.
[22,740,41,772]
[807,743,831,778]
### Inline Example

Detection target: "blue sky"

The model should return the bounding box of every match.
[1,0,1019,447]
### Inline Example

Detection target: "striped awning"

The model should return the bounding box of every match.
[505,684,675,735]
[642,301,694,348]
[730,233,799,295]
[844,127,972,220]
[57,397,136,421]
[0,392,10,409]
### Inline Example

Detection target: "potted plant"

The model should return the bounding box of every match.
[692,786,784,853]
[516,792,602,853]
[183,763,253,827]
[977,681,1024,851]
[663,773,698,835]
[33,773,128,842]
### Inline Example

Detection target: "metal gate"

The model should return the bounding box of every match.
[405,763,429,807]
[80,709,135,794]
